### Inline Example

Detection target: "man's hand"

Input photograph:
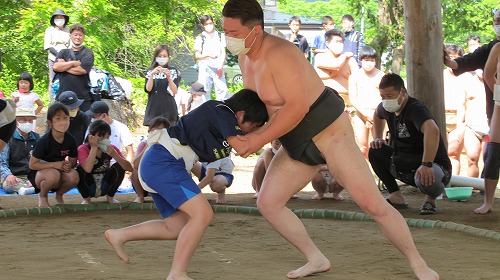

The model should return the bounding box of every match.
[369,138,387,149]
[235,134,265,158]
[415,165,435,187]
[5,174,18,187]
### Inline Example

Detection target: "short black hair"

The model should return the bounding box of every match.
[467,35,481,43]
[18,72,34,91]
[200,15,213,25]
[321,16,333,25]
[289,16,301,25]
[87,119,111,139]
[359,46,378,60]
[224,89,268,126]
[445,44,464,57]
[379,73,406,91]
[342,14,354,22]
[222,0,264,29]
[149,116,171,129]
[46,102,69,121]
[325,29,344,42]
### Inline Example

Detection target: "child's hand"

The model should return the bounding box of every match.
[13,96,19,103]
[106,145,117,158]
[88,135,99,147]
[61,161,72,173]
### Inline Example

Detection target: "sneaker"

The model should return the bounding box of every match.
[419,201,437,215]
[18,187,35,196]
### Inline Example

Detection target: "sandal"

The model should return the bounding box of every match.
[386,198,408,209]
[419,202,437,215]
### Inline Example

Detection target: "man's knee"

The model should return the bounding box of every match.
[368,145,391,165]
[484,142,500,180]
[415,165,445,198]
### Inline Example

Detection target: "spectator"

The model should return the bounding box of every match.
[131,117,170,203]
[85,101,134,165]
[0,107,39,195]
[57,90,91,146]
[174,87,190,117]
[283,16,310,60]
[310,165,344,200]
[76,120,133,204]
[467,35,482,54]
[341,14,365,66]
[312,16,335,56]
[194,15,228,101]
[348,46,385,158]
[251,139,281,199]
[11,72,44,116]
[28,102,79,208]
[192,156,235,204]
[314,29,358,106]
[369,74,451,215]
[144,44,181,126]
[43,9,70,104]
[53,23,95,112]
[0,99,17,209]
[186,82,207,112]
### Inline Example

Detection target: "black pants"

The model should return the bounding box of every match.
[368,144,402,194]
[77,164,125,198]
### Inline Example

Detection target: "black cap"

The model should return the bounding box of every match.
[56,91,84,109]
[86,101,109,116]
[50,9,69,27]
[188,82,206,94]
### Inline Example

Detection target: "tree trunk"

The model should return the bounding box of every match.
[403,0,446,142]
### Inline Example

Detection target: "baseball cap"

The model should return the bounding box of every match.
[85,101,109,116]
[188,82,206,94]
[15,107,37,118]
[57,91,84,109]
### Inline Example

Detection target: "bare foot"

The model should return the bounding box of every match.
[412,262,439,280]
[81,198,91,204]
[474,203,493,214]
[216,192,226,204]
[107,196,120,204]
[166,271,193,280]
[104,229,130,263]
[332,192,345,201]
[38,196,50,208]
[290,194,299,200]
[132,197,144,203]
[312,192,324,200]
[253,192,259,199]
[55,195,64,205]
[287,258,331,279]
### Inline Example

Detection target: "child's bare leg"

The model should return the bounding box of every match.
[311,172,326,200]
[216,191,226,204]
[474,178,496,214]
[169,194,213,279]
[105,211,191,263]
[56,170,79,204]
[330,181,345,201]
[131,169,145,203]
[107,195,120,203]
[81,197,91,204]
[36,169,61,207]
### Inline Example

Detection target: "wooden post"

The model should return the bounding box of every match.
[404,0,446,142]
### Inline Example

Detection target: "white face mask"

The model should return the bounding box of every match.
[17,122,33,134]
[362,60,376,72]
[329,44,344,55]
[204,24,214,33]
[98,138,111,153]
[70,41,84,49]
[54,19,65,27]
[226,26,256,56]
[494,24,500,36]
[156,57,169,66]
[382,94,402,113]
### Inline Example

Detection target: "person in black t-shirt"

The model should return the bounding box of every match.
[369,74,452,215]
[28,102,79,207]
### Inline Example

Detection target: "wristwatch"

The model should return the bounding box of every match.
[421,162,433,167]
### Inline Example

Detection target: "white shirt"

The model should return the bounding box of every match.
[43,26,70,61]
[109,119,133,150]
[11,91,40,110]
[194,31,226,68]
[204,156,234,174]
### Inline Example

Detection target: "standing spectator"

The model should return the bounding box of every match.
[11,72,44,116]
[85,101,134,165]
[1,108,39,195]
[312,16,335,56]
[341,14,365,66]
[77,120,132,204]
[314,29,358,105]
[194,15,228,101]
[192,156,235,204]
[57,90,91,146]
[467,35,482,54]
[43,9,70,104]
[28,102,79,208]
[284,16,310,60]
[144,45,181,126]
[53,23,95,112]
[348,46,385,158]
[0,99,17,209]
[369,74,451,215]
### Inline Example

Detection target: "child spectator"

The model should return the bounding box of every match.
[131,116,171,203]
[28,102,79,207]
[251,139,281,199]
[11,72,44,117]
[76,120,133,204]
[104,89,268,279]
[311,165,345,200]
[57,90,91,146]
[192,156,234,204]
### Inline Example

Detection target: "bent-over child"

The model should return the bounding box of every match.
[192,156,235,204]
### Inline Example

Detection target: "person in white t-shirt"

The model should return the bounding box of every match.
[194,15,228,101]
[192,156,235,204]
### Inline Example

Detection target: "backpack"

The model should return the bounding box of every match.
[200,31,222,53]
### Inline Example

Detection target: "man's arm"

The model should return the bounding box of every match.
[484,44,500,91]
[315,53,352,70]
[53,60,81,73]
[369,107,387,149]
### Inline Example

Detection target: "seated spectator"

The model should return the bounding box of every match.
[131,117,171,203]
[28,102,79,207]
[0,98,16,209]
[76,120,133,204]
[192,156,234,204]
[187,82,207,113]
[311,165,345,200]
[251,139,281,199]
[368,74,451,215]
[0,108,39,195]
[57,90,91,146]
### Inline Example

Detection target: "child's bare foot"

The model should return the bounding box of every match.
[38,196,50,208]
[81,198,91,204]
[332,192,345,201]
[286,257,331,279]
[107,196,120,204]
[253,192,259,199]
[166,271,193,280]
[132,197,144,203]
[312,192,324,200]
[474,203,493,214]
[55,195,64,204]
[104,229,130,263]
[216,192,226,204]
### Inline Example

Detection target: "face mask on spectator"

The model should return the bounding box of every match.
[362,60,376,71]
[18,122,33,134]
[382,94,402,113]
[204,24,214,33]
[156,57,168,66]
[98,138,111,153]
[54,19,65,27]
[495,25,500,36]
[68,108,79,118]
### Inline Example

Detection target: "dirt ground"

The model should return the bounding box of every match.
[1,153,499,280]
